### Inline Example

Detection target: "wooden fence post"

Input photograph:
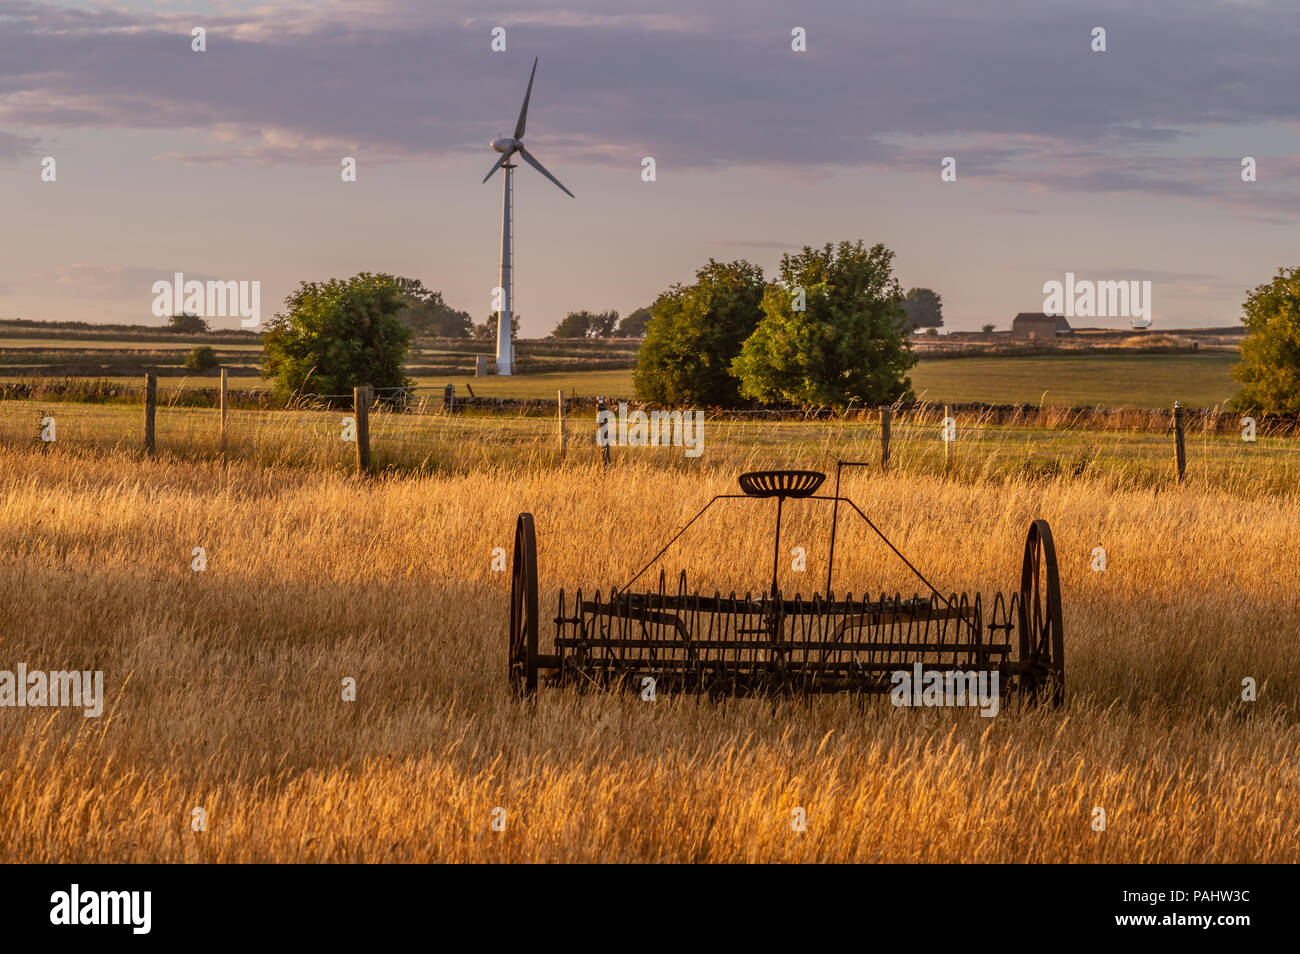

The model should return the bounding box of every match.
[354,385,372,475]
[558,389,568,457]
[880,405,891,473]
[443,384,455,413]
[219,368,228,457]
[943,403,952,470]
[596,397,611,467]
[1173,401,1186,482]
[144,372,156,458]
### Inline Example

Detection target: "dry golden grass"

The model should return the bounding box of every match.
[1,445,1297,862]
[10,396,1300,495]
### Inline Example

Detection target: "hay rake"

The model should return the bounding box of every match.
[509,464,1064,705]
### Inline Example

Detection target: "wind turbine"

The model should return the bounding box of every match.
[483,57,573,375]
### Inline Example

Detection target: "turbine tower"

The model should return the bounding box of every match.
[483,57,573,375]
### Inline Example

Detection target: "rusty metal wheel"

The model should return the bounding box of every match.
[510,513,539,697]
[1017,519,1065,705]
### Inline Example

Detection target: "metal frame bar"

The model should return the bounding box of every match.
[618,488,949,608]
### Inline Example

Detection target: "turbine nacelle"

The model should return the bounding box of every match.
[481,58,572,197]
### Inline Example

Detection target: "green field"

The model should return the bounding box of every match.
[439,352,1241,409]
[435,368,635,400]
[0,338,263,351]
[0,374,246,389]
[1,348,1245,410]
[909,352,1240,409]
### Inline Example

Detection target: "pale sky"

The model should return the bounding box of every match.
[1,0,1297,334]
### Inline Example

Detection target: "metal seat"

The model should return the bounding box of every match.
[738,470,825,499]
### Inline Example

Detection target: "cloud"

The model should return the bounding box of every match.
[0,0,1296,228]
[5,263,230,300]
[0,128,38,160]
[43,263,168,296]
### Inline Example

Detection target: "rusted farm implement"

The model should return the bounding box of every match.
[509,465,1064,705]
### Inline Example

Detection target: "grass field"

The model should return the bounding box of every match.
[437,367,635,399]
[0,375,251,390]
[2,443,1296,862]
[0,338,264,352]
[4,336,1289,862]
[909,352,1241,409]
[438,353,1243,409]
[436,353,1239,408]
[5,397,1299,495]
[3,351,1244,410]
[437,353,1242,408]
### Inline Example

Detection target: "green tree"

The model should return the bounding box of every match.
[1232,267,1300,413]
[634,259,767,406]
[552,310,618,338]
[730,241,915,407]
[184,345,219,372]
[474,313,520,341]
[263,273,412,401]
[590,310,619,337]
[901,287,943,329]
[167,312,208,334]
[551,312,589,338]
[392,278,472,338]
[981,323,996,333]
[617,306,652,337]
[440,310,473,338]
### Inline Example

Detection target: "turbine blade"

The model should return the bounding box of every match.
[482,149,513,183]
[513,57,538,140]
[518,146,574,197]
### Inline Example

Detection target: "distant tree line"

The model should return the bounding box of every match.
[549,307,651,339]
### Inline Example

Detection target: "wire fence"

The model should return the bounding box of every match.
[5,382,1300,495]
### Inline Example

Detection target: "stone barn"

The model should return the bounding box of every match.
[1011,312,1072,341]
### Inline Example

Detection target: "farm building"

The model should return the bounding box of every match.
[1011,312,1072,341]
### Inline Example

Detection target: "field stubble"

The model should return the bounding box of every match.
[0,446,1297,862]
